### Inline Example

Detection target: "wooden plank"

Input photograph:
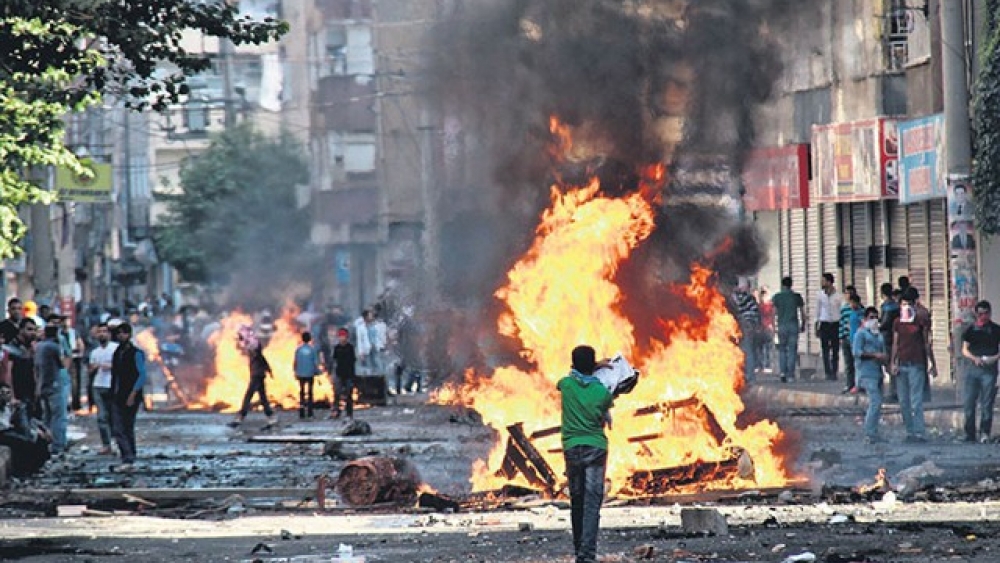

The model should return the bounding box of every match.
[247,435,444,444]
[21,487,314,502]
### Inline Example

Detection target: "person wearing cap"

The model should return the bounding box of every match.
[109,322,147,471]
[558,345,614,563]
[328,327,356,420]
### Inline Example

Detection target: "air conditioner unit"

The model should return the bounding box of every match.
[887,40,908,71]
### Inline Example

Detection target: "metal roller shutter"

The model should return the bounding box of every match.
[906,202,930,299]
[788,208,809,355]
[838,204,852,286]
[927,200,952,382]
[850,202,873,302]
[871,201,890,296]
[821,203,839,283]
[805,207,824,356]
[888,200,909,284]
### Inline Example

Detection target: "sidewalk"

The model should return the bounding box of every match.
[744,369,968,433]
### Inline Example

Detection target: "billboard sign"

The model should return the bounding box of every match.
[55,158,113,202]
[898,114,945,203]
[741,144,810,211]
[813,117,899,203]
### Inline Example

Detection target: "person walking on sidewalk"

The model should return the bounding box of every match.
[960,300,1000,443]
[816,273,843,381]
[731,279,761,384]
[293,331,321,419]
[35,325,68,456]
[854,307,888,443]
[558,345,614,563]
[109,322,147,472]
[329,328,357,420]
[87,323,117,455]
[771,276,806,383]
[891,287,937,443]
[878,283,901,403]
[840,290,864,394]
[229,325,276,429]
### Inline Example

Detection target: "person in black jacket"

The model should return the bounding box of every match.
[229,325,277,429]
[109,322,146,472]
[329,328,356,420]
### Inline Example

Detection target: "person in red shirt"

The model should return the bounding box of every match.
[890,287,937,442]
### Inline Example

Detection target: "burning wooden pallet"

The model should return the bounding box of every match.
[494,396,752,497]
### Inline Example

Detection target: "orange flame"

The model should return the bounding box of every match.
[433,119,792,495]
[195,307,332,412]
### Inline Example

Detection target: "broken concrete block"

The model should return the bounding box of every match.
[680,507,728,535]
[633,544,656,559]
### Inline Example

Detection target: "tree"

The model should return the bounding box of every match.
[0,1,288,259]
[154,124,311,304]
[973,1,1000,235]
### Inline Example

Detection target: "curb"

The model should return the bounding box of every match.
[745,384,967,433]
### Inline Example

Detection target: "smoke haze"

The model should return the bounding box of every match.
[424,0,800,363]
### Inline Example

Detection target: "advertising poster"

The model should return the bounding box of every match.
[741,145,810,211]
[948,175,978,326]
[813,118,898,203]
[898,114,946,203]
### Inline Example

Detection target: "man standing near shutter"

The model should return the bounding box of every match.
[890,287,937,443]
[815,273,843,381]
[771,276,806,383]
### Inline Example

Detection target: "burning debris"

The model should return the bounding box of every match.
[335,456,422,507]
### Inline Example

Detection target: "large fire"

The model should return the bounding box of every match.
[434,120,792,496]
[194,307,332,412]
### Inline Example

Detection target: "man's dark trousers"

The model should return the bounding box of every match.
[109,395,141,463]
[964,363,998,440]
[819,322,839,379]
[564,445,606,563]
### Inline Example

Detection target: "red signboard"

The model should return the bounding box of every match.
[741,145,810,211]
[812,117,899,203]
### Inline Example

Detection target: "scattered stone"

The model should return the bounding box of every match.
[56,505,87,517]
[809,448,841,468]
[633,544,656,559]
[781,552,816,563]
[323,441,359,461]
[778,490,795,503]
[680,507,728,536]
[342,420,372,436]
[250,542,273,554]
[828,513,851,524]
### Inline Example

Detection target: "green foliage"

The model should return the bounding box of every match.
[973,5,1000,236]
[0,1,288,259]
[153,124,310,289]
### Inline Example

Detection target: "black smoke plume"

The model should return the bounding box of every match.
[424,0,799,366]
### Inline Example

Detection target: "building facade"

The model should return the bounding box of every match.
[748,0,993,386]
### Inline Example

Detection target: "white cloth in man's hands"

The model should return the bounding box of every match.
[594,354,639,396]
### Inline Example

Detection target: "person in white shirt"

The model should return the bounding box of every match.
[815,272,843,381]
[87,323,118,455]
[353,310,372,374]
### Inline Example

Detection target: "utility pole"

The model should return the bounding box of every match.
[940,0,975,392]
[221,37,236,129]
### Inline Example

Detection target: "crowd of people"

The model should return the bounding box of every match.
[0,297,146,475]
[731,274,1000,446]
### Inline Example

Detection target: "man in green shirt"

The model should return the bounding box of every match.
[558,345,614,563]
[771,276,806,383]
